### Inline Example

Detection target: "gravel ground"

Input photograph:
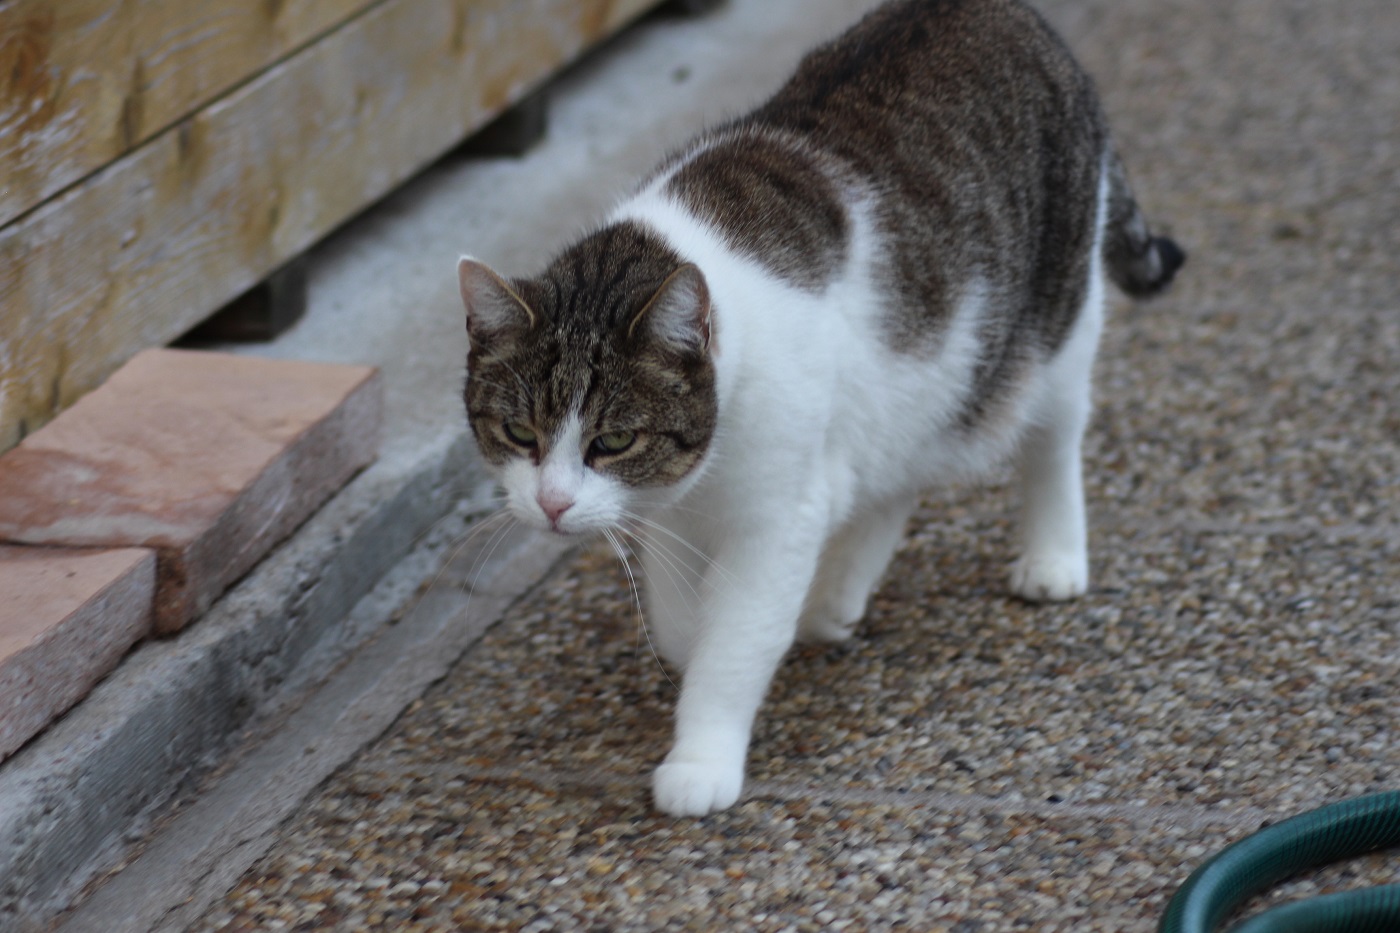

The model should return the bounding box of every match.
[195,0,1399,929]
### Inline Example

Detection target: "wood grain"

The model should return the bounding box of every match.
[0,0,660,451]
[0,0,381,229]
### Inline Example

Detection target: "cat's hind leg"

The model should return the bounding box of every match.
[1010,413,1090,602]
[798,496,916,642]
[1009,273,1105,602]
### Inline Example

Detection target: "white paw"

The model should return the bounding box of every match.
[1009,551,1088,602]
[652,757,744,817]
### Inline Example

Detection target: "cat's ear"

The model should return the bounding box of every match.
[628,264,712,354]
[458,256,536,348]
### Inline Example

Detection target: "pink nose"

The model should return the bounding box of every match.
[538,494,573,526]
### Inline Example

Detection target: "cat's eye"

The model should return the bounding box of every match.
[502,422,537,446]
[592,430,636,455]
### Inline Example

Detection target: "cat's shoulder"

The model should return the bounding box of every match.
[640,126,853,295]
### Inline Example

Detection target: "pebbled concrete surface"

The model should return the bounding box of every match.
[56,524,571,933]
[56,0,1400,929]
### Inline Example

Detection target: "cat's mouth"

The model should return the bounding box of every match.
[516,499,617,538]
[545,516,578,536]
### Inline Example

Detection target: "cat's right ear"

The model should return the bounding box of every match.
[458,256,536,349]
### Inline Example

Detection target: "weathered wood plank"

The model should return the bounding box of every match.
[0,0,661,451]
[0,0,381,229]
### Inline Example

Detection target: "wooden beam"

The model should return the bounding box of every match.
[0,0,661,450]
[0,0,382,229]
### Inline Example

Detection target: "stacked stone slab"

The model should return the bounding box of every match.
[0,349,380,761]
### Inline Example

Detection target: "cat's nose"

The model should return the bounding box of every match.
[537,492,574,527]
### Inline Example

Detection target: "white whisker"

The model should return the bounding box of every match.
[418,507,513,597]
[627,498,715,520]
[620,510,739,589]
[604,528,678,692]
[465,511,523,597]
[622,527,706,606]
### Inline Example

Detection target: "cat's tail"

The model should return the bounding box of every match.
[1102,150,1186,298]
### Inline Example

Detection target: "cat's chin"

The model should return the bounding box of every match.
[542,519,607,538]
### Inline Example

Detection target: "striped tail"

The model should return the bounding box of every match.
[1103,150,1186,298]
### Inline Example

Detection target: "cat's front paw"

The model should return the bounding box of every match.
[652,756,744,817]
[1009,551,1088,602]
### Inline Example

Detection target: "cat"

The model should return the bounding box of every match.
[456,0,1183,816]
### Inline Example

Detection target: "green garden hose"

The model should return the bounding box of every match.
[1158,790,1400,933]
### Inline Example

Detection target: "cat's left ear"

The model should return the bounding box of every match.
[628,264,712,354]
[458,256,537,349]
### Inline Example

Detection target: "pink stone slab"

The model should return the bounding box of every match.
[0,545,155,761]
[0,349,382,633]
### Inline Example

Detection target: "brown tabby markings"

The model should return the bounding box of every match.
[1103,149,1187,297]
[665,132,850,293]
[464,222,717,488]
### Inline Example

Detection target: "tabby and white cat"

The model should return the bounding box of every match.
[457,0,1183,816]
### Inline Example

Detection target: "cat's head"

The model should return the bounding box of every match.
[458,224,717,535]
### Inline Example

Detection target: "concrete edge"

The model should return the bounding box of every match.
[172,363,386,634]
[54,519,572,933]
[0,429,485,930]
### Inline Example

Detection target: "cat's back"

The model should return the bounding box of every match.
[753,0,1102,174]
[757,0,1091,126]
[658,0,1106,341]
